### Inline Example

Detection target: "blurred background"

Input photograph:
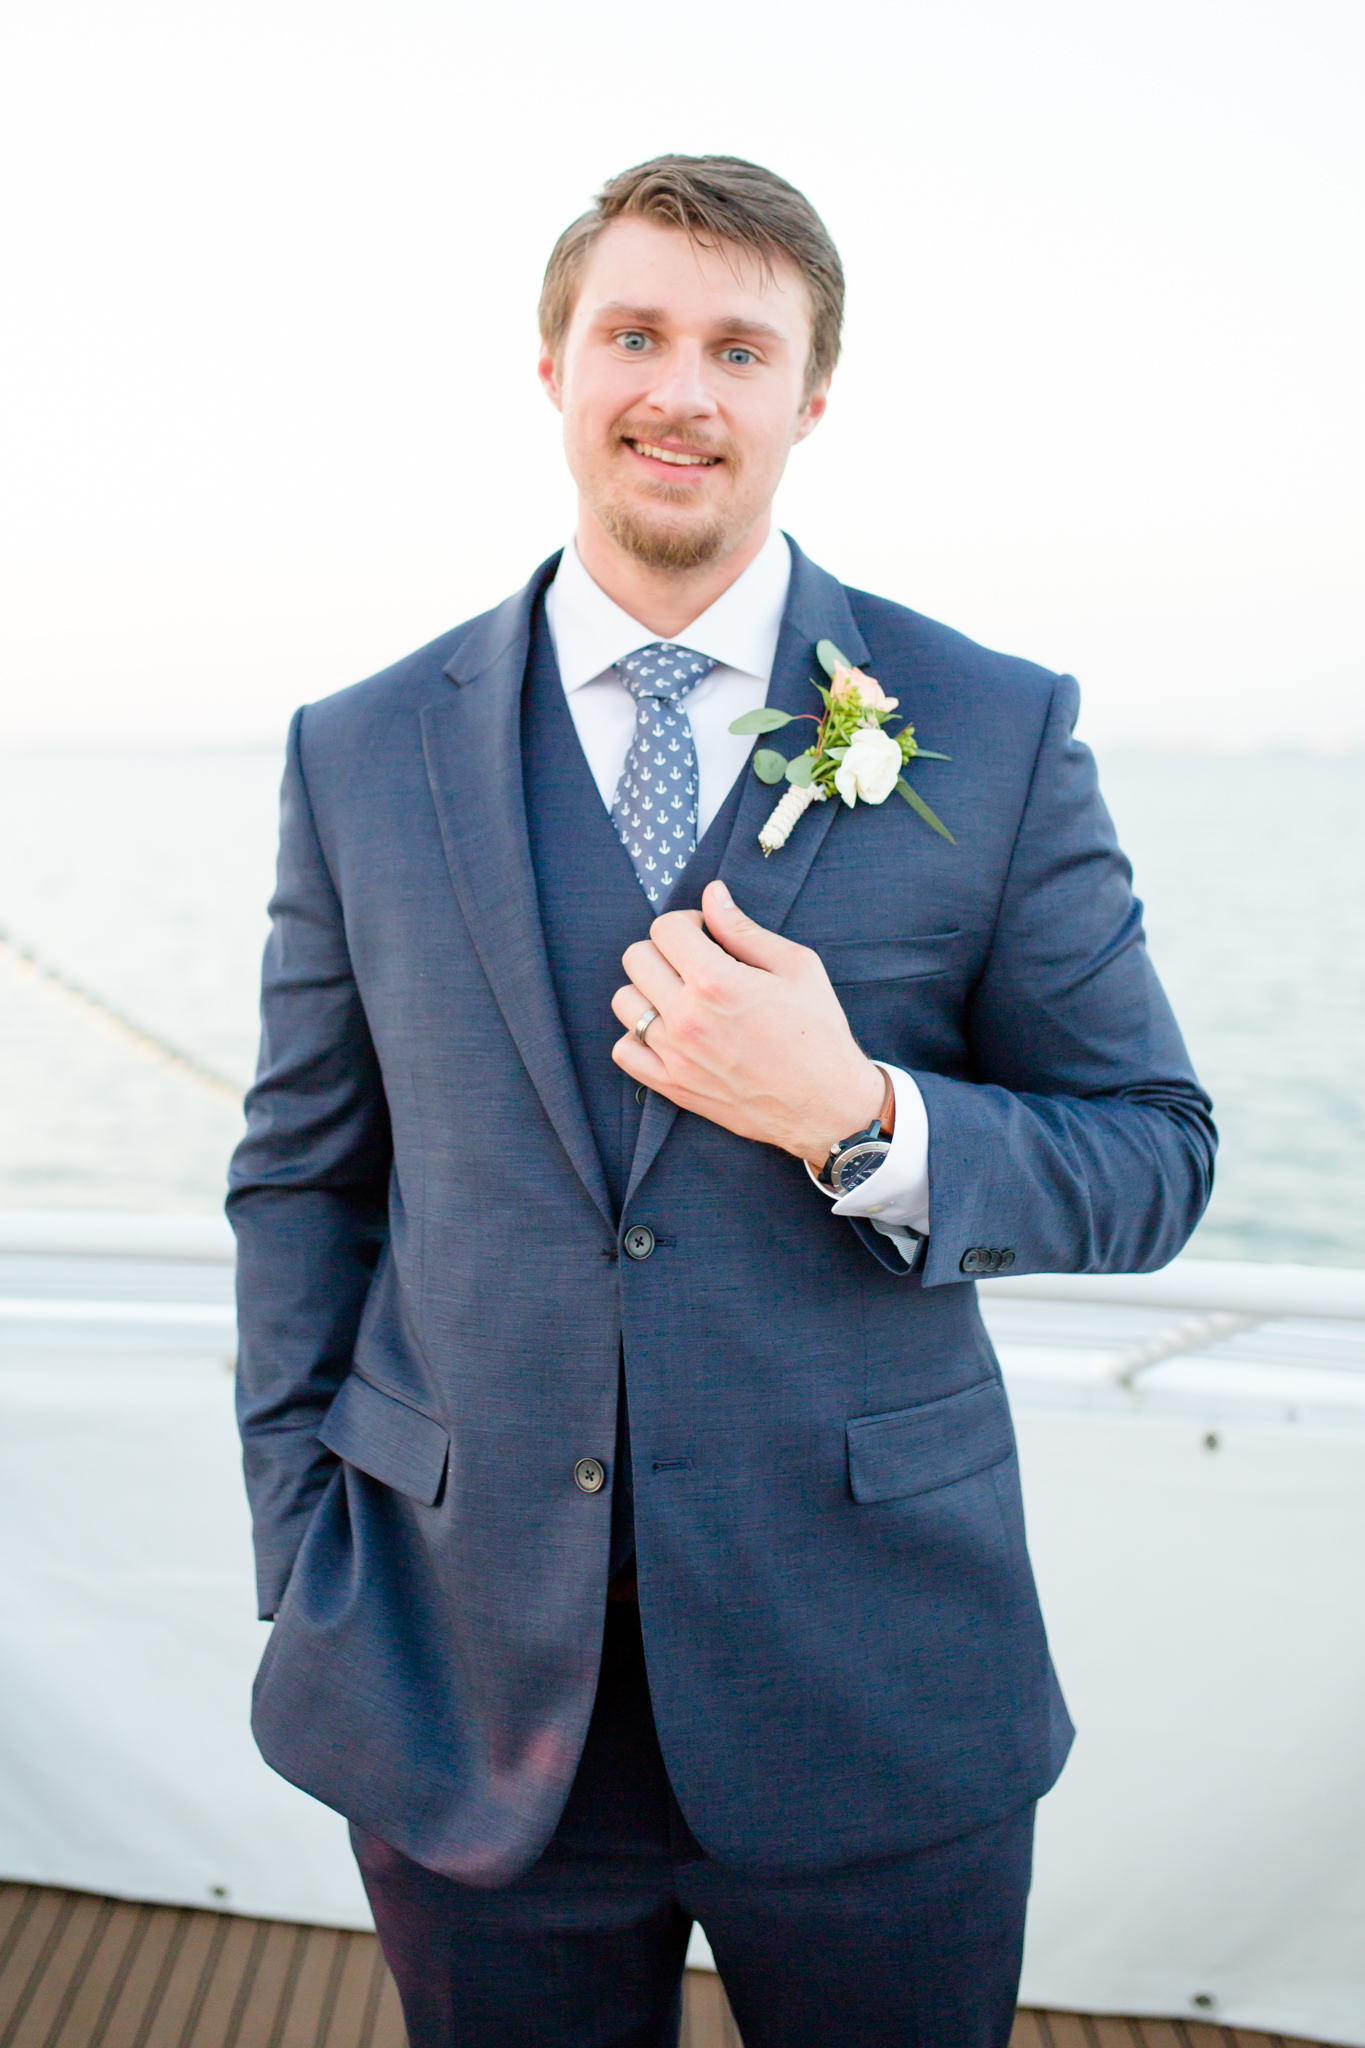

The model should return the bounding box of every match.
[1,0,1362,1261]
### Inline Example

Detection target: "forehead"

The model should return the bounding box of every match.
[570,215,812,345]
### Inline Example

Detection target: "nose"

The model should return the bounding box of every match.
[642,340,718,421]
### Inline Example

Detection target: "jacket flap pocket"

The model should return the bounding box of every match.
[317,1373,449,1505]
[818,931,961,984]
[846,1379,1014,1504]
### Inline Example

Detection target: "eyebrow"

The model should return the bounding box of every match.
[592,301,789,343]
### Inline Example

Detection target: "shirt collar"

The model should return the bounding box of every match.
[544,524,792,693]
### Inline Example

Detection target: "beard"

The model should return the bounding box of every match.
[593,422,742,571]
[597,496,731,571]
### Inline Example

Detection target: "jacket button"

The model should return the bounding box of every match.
[998,1249,1016,1270]
[960,1247,985,1274]
[574,1457,606,1494]
[623,1225,655,1261]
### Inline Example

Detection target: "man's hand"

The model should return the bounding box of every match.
[611,880,886,1169]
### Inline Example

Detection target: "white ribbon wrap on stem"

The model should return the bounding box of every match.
[758,779,827,855]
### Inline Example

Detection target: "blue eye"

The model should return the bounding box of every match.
[618,332,650,351]
[722,347,756,366]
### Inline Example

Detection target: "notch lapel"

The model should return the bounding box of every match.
[624,539,871,1208]
[421,558,615,1233]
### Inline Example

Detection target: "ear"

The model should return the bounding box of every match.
[538,344,564,412]
[792,376,830,446]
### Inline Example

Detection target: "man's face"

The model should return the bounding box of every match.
[539,216,827,572]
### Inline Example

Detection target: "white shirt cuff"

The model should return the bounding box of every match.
[806,1064,931,1236]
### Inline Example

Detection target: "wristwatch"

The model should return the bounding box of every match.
[814,1068,896,1197]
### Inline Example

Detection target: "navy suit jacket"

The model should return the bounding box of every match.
[230,540,1215,1886]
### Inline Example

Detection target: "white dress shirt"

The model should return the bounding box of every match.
[543,529,931,1251]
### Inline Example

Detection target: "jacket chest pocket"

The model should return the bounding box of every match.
[812,930,962,986]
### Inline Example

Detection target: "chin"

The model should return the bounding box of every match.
[600,495,738,573]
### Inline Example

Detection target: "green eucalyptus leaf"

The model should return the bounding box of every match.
[815,639,854,679]
[728,707,794,736]
[785,753,815,787]
[753,749,789,784]
[896,778,956,843]
[907,747,951,761]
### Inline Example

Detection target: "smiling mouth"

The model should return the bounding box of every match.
[624,439,721,468]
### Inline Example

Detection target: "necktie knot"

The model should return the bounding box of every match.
[616,641,717,705]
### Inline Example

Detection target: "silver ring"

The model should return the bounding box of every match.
[633,1006,660,1046]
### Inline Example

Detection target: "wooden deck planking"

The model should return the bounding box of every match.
[0,1886,1338,2048]
[1010,2020,1331,2048]
[0,1891,402,2048]
[6,1892,115,2048]
[679,1966,744,2048]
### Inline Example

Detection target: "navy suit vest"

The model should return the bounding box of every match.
[521,598,746,1212]
[520,598,746,1568]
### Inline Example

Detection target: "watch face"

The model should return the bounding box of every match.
[831,1141,891,1195]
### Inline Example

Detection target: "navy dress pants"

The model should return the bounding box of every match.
[353,1606,1034,2048]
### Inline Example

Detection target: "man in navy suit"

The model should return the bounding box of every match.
[230,156,1214,2046]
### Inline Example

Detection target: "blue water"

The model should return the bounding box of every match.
[1,747,1361,1267]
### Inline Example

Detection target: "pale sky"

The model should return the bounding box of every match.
[1,0,1361,750]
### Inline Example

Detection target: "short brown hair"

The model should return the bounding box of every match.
[539,155,844,394]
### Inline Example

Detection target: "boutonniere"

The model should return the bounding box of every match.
[729,640,954,855]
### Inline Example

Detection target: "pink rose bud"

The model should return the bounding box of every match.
[834,666,899,713]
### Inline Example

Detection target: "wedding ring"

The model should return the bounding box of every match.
[633,1006,660,1046]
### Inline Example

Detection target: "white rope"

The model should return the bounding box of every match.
[0,924,246,1103]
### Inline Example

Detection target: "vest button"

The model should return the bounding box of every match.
[574,1458,605,1494]
[623,1225,656,1261]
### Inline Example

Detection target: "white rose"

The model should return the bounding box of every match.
[833,725,903,807]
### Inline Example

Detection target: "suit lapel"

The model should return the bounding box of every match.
[625,539,871,1208]
[421,557,615,1233]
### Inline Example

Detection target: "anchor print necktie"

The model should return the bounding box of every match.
[610,642,717,905]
